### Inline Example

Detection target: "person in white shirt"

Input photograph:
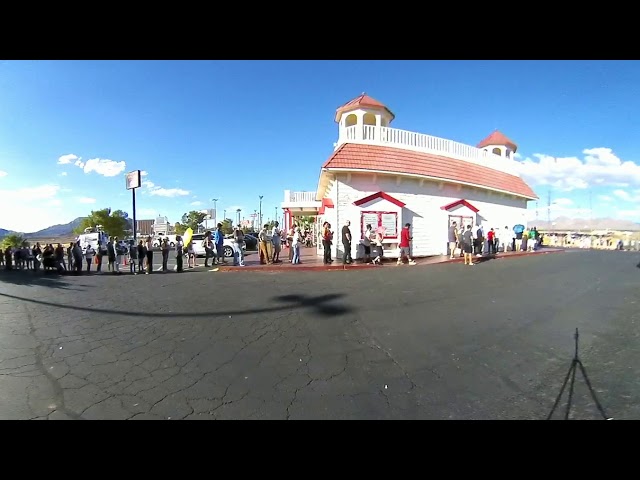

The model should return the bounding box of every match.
[271,222,282,263]
[291,226,302,264]
[84,244,95,272]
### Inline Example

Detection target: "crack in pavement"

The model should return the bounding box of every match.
[23,305,84,420]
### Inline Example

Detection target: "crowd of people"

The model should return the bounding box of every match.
[1,222,249,274]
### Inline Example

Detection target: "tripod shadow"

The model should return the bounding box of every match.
[546,328,611,420]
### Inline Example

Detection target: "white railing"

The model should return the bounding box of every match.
[287,191,318,203]
[339,125,519,175]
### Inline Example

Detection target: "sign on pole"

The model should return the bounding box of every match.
[126,170,142,190]
[126,170,142,242]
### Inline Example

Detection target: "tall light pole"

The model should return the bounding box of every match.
[211,198,218,224]
[236,208,241,226]
[274,206,278,224]
[223,209,226,223]
[259,195,263,227]
[254,209,257,230]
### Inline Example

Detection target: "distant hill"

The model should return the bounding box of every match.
[0,228,11,237]
[533,216,640,231]
[25,217,85,237]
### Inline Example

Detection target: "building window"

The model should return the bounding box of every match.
[361,211,398,239]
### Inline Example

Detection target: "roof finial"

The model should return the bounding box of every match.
[361,92,366,96]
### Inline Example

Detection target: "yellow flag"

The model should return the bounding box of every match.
[183,227,193,247]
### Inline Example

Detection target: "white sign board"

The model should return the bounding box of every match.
[126,170,142,190]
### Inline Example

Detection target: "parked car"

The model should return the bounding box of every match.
[226,232,257,250]
[190,233,243,258]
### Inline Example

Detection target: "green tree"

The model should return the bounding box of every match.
[74,208,129,239]
[181,211,207,232]
[221,219,233,235]
[174,222,186,235]
[1,233,26,249]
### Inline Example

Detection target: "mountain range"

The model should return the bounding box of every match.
[0,217,85,238]
[529,217,640,231]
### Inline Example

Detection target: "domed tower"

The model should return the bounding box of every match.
[477,130,518,160]
[334,93,395,150]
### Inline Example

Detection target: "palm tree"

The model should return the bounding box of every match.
[1,233,26,249]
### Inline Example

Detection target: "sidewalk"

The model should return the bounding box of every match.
[219,246,566,272]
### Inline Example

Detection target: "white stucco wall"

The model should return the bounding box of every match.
[324,172,532,259]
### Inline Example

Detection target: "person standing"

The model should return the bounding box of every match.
[107,238,116,273]
[175,235,184,272]
[145,236,154,274]
[462,225,475,266]
[128,240,138,274]
[362,224,373,264]
[341,220,352,264]
[161,238,170,272]
[398,223,417,265]
[96,240,104,272]
[84,244,95,272]
[233,225,245,266]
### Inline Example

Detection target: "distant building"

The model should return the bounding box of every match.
[136,219,154,236]
[153,216,170,235]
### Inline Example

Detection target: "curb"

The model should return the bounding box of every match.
[217,249,566,272]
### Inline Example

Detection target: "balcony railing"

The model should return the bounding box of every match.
[339,125,519,175]
[285,191,319,203]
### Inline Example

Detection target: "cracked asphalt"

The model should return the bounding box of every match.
[1,249,639,420]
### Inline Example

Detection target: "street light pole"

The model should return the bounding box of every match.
[236,208,241,226]
[275,206,278,224]
[211,198,218,224]
[259,195,263,228]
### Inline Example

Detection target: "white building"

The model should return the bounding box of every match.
[281,93,538,259]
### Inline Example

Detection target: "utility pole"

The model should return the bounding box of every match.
[275,206,278,224]
[236,208,241,226]
[259,195,263,227]
[547,189,551,226]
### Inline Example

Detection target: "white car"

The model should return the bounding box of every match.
[189,233,243,258]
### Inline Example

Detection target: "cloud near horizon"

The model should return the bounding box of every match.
[0,184,67,232]
[516,147,640,192]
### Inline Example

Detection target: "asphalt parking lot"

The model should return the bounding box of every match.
[0,249,638,420]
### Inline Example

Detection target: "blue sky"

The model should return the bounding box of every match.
[1,60,639,232]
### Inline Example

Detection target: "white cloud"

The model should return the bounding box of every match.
[612,189,640,203]
[58,152,127,177]
[0,170,7,177]
[141,170,149,176]
[515,147,640,192]
[150,187,190,198]
[0,184,66,232]
[597,195,612,202]
[190,201,203,206]
[78,197,97,204]
[60,171,68,177]
[57,153,79,165]
[82,158,126,177]
[142,180,155,189]
[616,208,640,218]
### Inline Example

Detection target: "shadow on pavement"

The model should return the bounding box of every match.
[0,291,352,318]
[0,270,87,291]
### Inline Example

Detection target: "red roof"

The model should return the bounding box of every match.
[335,93,395,122]
[322,143,538,199]
[353,191,406,208]
[441,199,480,213]
[477,130,518,152]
